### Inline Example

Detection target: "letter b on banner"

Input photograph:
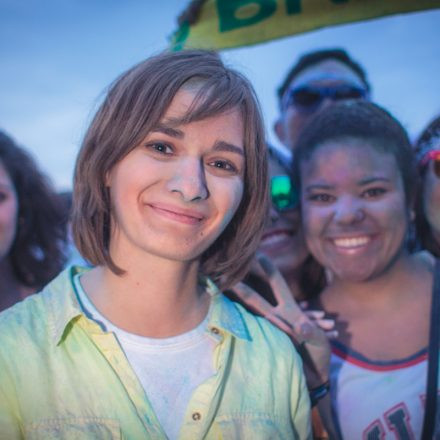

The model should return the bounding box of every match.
[217,0,277,32]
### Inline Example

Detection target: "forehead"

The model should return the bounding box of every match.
[302,139,401,182]
[161,88,244,127]
[289,59,365,90]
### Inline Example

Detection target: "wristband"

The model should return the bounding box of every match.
[309,380,330,407]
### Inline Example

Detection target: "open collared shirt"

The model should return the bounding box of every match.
[0,266,311,439]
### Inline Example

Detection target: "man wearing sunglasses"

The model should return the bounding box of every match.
[274,48,371,151]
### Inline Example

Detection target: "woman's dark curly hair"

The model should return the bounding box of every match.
[0,131,67,289]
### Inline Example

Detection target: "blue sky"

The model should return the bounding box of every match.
[1,1,439,190]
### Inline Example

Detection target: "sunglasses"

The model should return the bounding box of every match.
[284,84,367,113]
[271,175,299,211]
[420,150,440,178]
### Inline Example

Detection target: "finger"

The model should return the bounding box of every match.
[325,330,339,339]
[231,282,272,316]
[257,254,302,310]
[304,310,325,319]
[312,319,335,331]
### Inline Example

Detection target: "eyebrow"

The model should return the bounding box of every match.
[358,176,391,185]
[305,176,391,191]
[304,183,333,192]
[151,123,184,139]
[151,123,244,157]
[213,141,244,157]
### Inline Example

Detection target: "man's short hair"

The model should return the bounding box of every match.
[277,48,371,103]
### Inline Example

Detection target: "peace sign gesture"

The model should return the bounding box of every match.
[231,254,336,388]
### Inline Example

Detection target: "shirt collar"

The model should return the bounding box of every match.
[47,267,251,345]
[46,265,91,345]
[204,277,251,341]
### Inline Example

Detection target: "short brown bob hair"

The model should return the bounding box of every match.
[72,49,268,289]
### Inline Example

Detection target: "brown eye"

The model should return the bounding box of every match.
[309,193,334,203]
[147,142,173,155]
[208,159,238,174]
[363,188,386,198]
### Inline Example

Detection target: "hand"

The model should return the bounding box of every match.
[231,254,337,388]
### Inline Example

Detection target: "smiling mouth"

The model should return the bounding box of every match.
[332,236,371,249]
[260,229,293,248]
[149,204,204,225]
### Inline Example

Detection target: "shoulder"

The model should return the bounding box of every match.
[0,289,50,337]
[221,294,301,364]
[0,267,79,352]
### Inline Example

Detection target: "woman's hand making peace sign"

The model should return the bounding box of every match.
[231,254,337,389]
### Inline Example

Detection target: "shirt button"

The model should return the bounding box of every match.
[192,412,202,421]
[211,327,220,335]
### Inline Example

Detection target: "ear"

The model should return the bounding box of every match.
[274,118,286,145]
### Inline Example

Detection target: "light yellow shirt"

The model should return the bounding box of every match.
[0,266,311,439]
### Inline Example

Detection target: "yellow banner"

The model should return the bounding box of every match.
[171,0,440,50]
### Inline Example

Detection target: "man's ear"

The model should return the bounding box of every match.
[274,118,286,145]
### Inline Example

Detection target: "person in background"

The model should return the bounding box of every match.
[274,48,371,151]
[0,50,312,439]
[228,145,336,439]
[0,131,66,312]
[293,100,437,439]
[229,145,325,306]
[414,115,440,257]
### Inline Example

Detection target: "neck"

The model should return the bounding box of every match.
[324,251,422,309]
[81,252,209,337]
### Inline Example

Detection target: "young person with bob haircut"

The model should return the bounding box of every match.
[292,100,439,438]
[0,50,312,439]
[0,131,66,312]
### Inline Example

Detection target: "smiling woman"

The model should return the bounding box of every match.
[0,50,311,439]
[292,100,439,438]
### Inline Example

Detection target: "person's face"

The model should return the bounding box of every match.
[300,139,408,282]
[422,152,440,244]
[106,88,245,264]
[275,59,368,151]
[0,161,18,262]
[258,156,309,275]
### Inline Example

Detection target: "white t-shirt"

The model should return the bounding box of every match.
[73,274,216,440]
[330,340,431,439]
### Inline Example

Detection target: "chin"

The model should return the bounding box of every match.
[333,266,380,283]
[275,255,308,276]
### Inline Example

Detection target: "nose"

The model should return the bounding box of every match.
[319,97,335,112]
[167,157,208,202]
[333,196,365,225]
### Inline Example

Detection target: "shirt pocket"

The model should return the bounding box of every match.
[216,413,295,440]
[24,417,121,439]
